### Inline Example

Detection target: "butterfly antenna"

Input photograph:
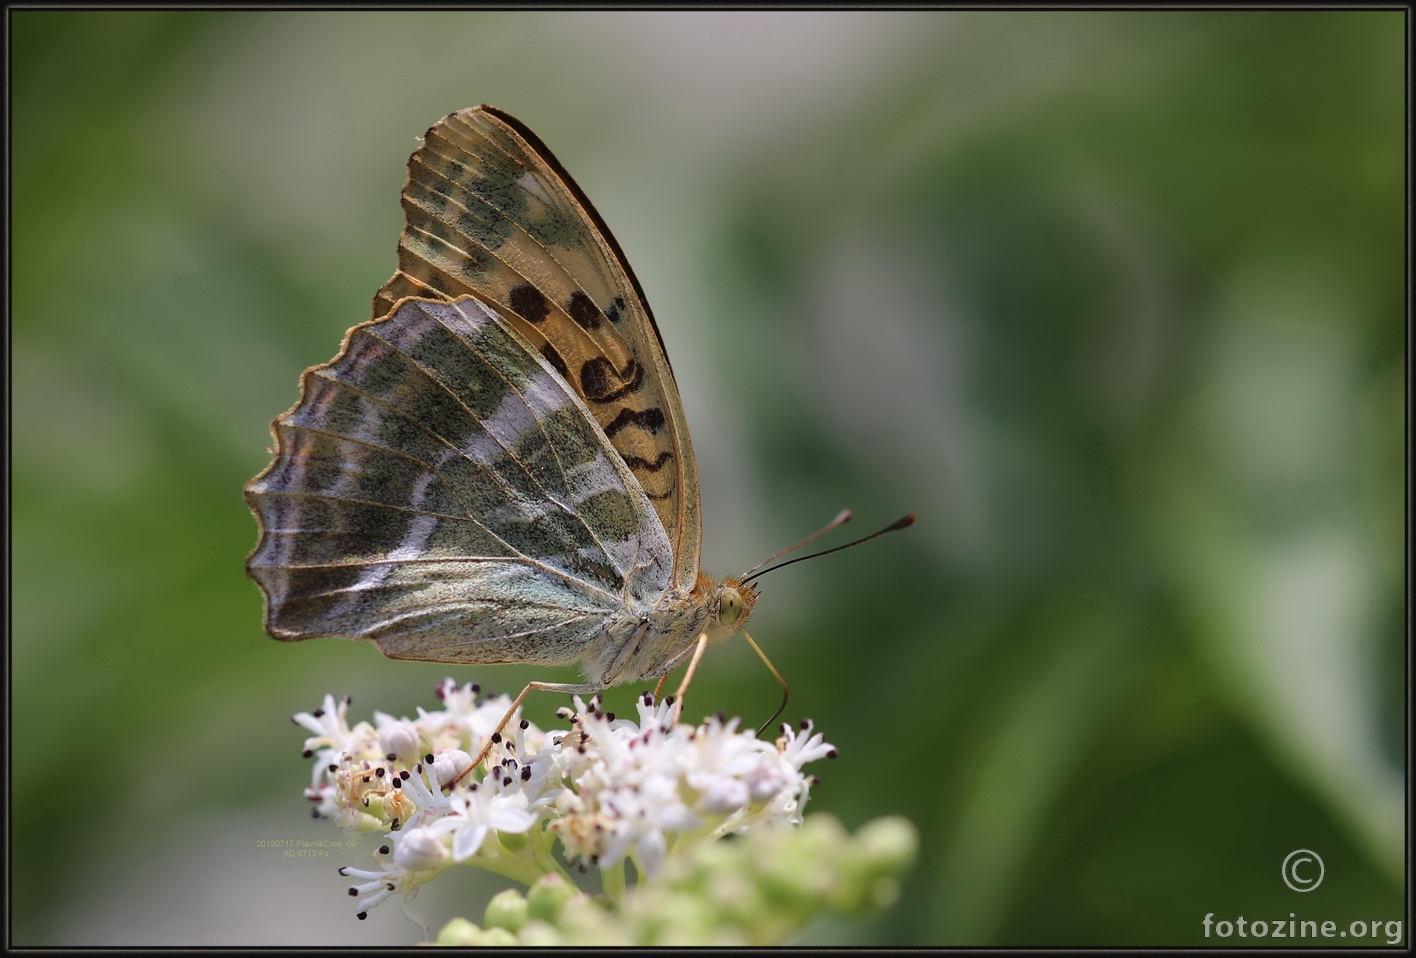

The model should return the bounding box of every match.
[743,514,915,584]
[741,630,790,736]
[740,509,854,580]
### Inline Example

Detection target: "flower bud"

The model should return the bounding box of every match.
[379,720,422,763]
[392,827,448,872]
[484,888,529,932]
[527,873,577,924]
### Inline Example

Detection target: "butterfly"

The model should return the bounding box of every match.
[245,105,767,759]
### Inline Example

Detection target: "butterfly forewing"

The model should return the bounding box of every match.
[371,106,702,593]
[245,297,672,664]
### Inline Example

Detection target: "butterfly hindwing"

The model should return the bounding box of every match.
[245,297,672,664]
[371,106,702,594]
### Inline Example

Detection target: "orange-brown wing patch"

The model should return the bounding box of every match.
[372,106,701,591]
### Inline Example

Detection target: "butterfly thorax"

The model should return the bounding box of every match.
[590,575,759,687]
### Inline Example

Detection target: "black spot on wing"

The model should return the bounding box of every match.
[603,407,666,438]
[622,452,673,472]
[509,283,550,323]
[579,357,644,405]
[566,291,604,331]
[540,342,571,382]
[604,295,629,326]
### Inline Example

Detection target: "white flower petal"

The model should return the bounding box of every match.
[452,823,490,862]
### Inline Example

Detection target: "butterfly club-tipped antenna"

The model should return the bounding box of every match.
[740,512,917,735]
[740,508,855,580]
[743,513,916,585]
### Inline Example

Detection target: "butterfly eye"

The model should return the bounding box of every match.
[719,587,744,626]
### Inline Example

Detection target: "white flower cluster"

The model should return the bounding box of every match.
[292,680,837,922]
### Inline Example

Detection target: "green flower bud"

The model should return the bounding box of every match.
[435,918,482,946]
[526,873,577,924]
[478,926,519,946]
[497,829,528,851]
[484,888,529,932]
[856,816,918,876]
[633,888,718,945]
[516,919,564,946]
[557,896,632,946]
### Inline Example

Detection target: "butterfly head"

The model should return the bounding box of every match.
[698,573,759,642]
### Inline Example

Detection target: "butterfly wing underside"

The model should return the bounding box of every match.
[371,105,702,594]
[244,297,673,664]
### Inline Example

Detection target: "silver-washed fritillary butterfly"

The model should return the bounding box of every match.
[244,106,765,753]
[244,106,912,765]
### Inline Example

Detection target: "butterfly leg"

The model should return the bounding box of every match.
[454,679,605,787]
[668,632,710,726]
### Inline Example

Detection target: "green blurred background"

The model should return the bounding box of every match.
[10,10,1405,946]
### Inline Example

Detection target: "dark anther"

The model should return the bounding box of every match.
[521,767,532,781]
[312,709,324,718]
[491,733,502,744]
[302,749,314,758]
[520,719,529,730]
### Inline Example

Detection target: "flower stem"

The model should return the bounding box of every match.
[530,828,573,883]
[601,858,627,905]
[468,850,546,888]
